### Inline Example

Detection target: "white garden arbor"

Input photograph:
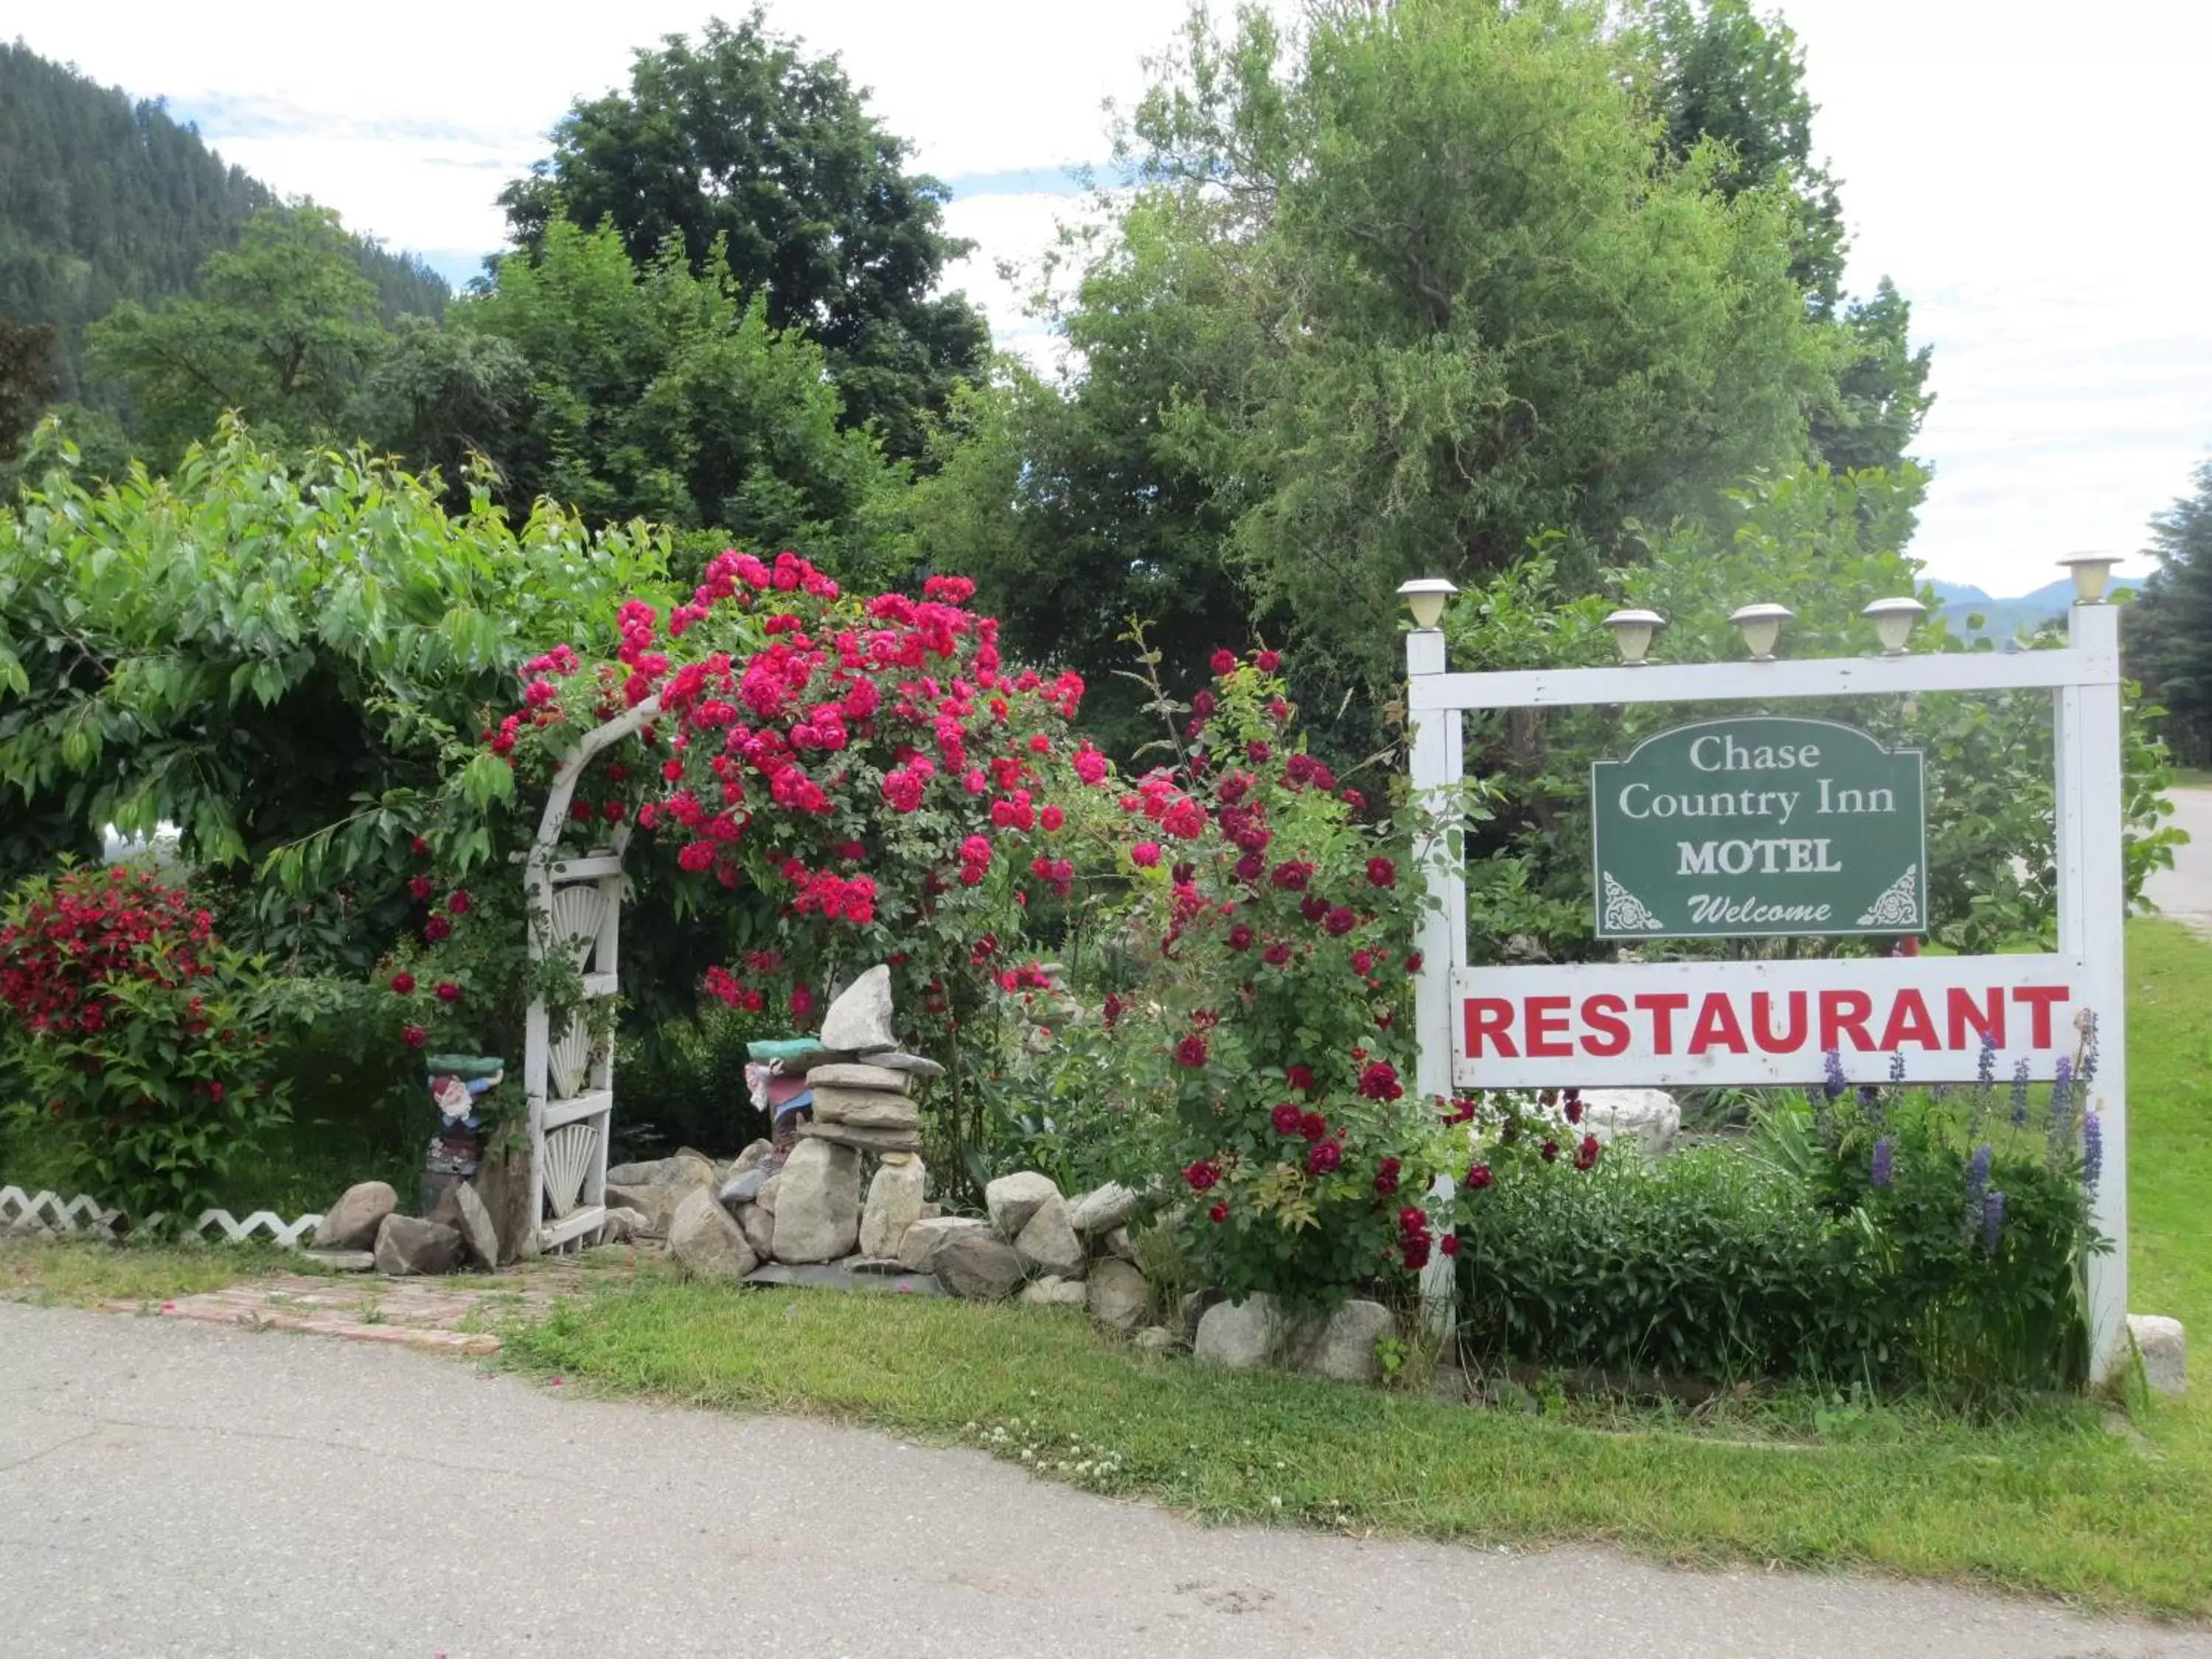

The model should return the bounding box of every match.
[518,693,663,1253]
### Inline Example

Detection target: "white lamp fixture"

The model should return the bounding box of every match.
[2057,552,2120,604]
[1728,602,1795,661]
[1397,577,1460,630]
[1602,608,1666,665]
[1861,597,1927,656]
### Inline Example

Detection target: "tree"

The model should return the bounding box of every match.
[1640,1,1932,475]
[461,217,899,569]
[1117,0,1831,693]
[349,315,532,488]
[2129,459,2212,765]
[0,319,57,457]
[500,10,987,461]
[87,206,390,467]
[0,419,669,961]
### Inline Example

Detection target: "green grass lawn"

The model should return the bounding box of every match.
[2170,767,2211,790]
[9,919,2212,1616]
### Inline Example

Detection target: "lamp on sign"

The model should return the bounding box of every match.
[2057,552,2120,604]
[1397,577,1459,630]
[1728,602,1795,661]
[1860,597,1927,655]
[1602,609,1666,665]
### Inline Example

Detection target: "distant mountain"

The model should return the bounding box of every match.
[1926,574,2141,641]
[0,42,446,411]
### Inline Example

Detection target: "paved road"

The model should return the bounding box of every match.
[3,1306,2207,1658]
[2146,787,2212,933]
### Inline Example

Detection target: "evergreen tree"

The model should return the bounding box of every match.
[2129,460,2212,765]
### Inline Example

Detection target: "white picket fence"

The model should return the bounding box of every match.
[0,1185,322,1248]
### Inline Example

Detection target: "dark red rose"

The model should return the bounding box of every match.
[423,917,451,944]
[1264,942,1292,967]
[447,889,473,916]
[401,1023,428,1049]
[1287,1063,1316,1092]
[1228,923,1256,952]
[1183,1160,1220,1192]
[1440,1234,1459,1257]
[1175,1034,1209,1068]
[1306,1141,1341,1175]
[1323,905,1356,936]
[1366,856,1397,888]
[1574,1133,1601,1171]
[1271,1102,1303,1135]
[1541,1139,1560,1164]
[1208,1201,1228,1223]
[1211,649,1238,675]
[1270,860,1314,891]
[434,981,461,1004]
[1299,1110,1328,1143]
[389,973,416,995]
[1466,1163,1494,1190]
[1256,649,1281,672]
[408,874,434,901]
[1564,1096,1584,1125]
[1373,1157,1401,1196]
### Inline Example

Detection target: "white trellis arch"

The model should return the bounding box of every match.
[521,694,662,1253]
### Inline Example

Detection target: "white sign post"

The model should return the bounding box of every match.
[1405,597,2131,1383]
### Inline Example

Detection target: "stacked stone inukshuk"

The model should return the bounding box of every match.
[693,964,937,1271]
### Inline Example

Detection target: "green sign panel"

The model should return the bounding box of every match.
[1590,717,1926,939]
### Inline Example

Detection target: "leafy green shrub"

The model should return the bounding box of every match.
[1456,1145,1885,1383]
[1453,1064,2100,1395]
[0,862,327,1222]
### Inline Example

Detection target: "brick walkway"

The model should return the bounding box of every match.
[95,1251,644,1356]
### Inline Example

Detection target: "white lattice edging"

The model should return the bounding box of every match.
[1,1185,321,1248]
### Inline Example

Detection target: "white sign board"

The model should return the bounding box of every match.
[1450,956,2084,1090]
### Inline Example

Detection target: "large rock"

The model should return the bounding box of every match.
[770,1138,861,1264]
[1068,1183,1139,1237]
[668,1186,759,1281]
[819,965,897,1053]
[720,1166,771,1210]
[1013,1194,1085,1278]
[1133,1326,1177,1353]
[730,1140,773,1177]
[1019,1275,1089,1308]
[2130,1314,2188,1396]
[605,1151,717,1189]
[1194,1294,1279,1369]
[473,1141,538,1264]
[373,1214,462,1277]
[932,1231,1026,1301]
[1102,1226,1138,1263]
[985,1172,1060,1239]
[604,1183,679,1237]
[1579,1089,1680,1157]
[734,1202,776,1261]
[599,1207,650,1244]
[810,1086,920,1130]
[858,1158,928,1259]
[797,1122,920,1155]
[313,1182,396,1251]
[807,1062,913,1093]
[757,1173,782,1216]
[450,1180,501,1270]
[1180,1288,1225,1343]
[896,1215,991,1272]
[852,1049,945,1079]
[1286,1299,1395,1383]
[1085,1258,1150,1334]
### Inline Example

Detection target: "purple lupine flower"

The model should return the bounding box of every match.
[1823,1048,1847,1102]
[1982,1189,2006,1251]
[2051,1054,2074,1119]
[1871,1137,1895,1190]
[2077,1012,2100,1088]
[2009,1059,2031,1127]
[1976,1036,1997,1091]
[2082,1110,2103,1191]
[1966,1142,1992,1210]
[1888,1050,1907,1085]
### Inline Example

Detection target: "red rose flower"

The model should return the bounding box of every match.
[401,1023,428,1049]
[1323,905,1356,936]
[1208,1201,1228,1223]
[410,836,430,857]
[1299,1110,1328,1143]
[1175,1034,1209,1068]
[1270,860,1314,891]
[447,889,473,916]
[1131,842,1163,869]
[1210,648,1237,675]
[1299,894,1329,922]
[1227,923,1256,952]
[1263,942,1293,967]
[1405,950,1424,974]
[1564,1096,1584,1125]
[1286,1063,1316,1092]
[1183,1160,1220,1192]
[1271,1102,1304,1135]
[434,981,461,1004]
[1256,649,1281,672]
[790,986,815,1019]
[1440,1234,1459,1257]
[1041,805,1065,832]
[1402,1239,1431,1270]
[1306,1141,1341,1175]
[1357,1061,1401,1100]
[1366,856,1397,888]
[1541,1139,1560,1164]
[408,874,434,901]
[1374,1159,1400,1195]
[1466,1163,1494,1190]
[389,972,416,995]
[423,917,451,944]
[1574,1133,1601,1171]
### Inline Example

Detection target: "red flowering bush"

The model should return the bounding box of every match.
[0,863,307,1222]
[417,554,1112,1183]
[1093,645,1461,1310]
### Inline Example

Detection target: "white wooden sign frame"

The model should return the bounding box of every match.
[1405,603,2131,1382]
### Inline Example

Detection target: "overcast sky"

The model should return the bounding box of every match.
[9,0,2208,596]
